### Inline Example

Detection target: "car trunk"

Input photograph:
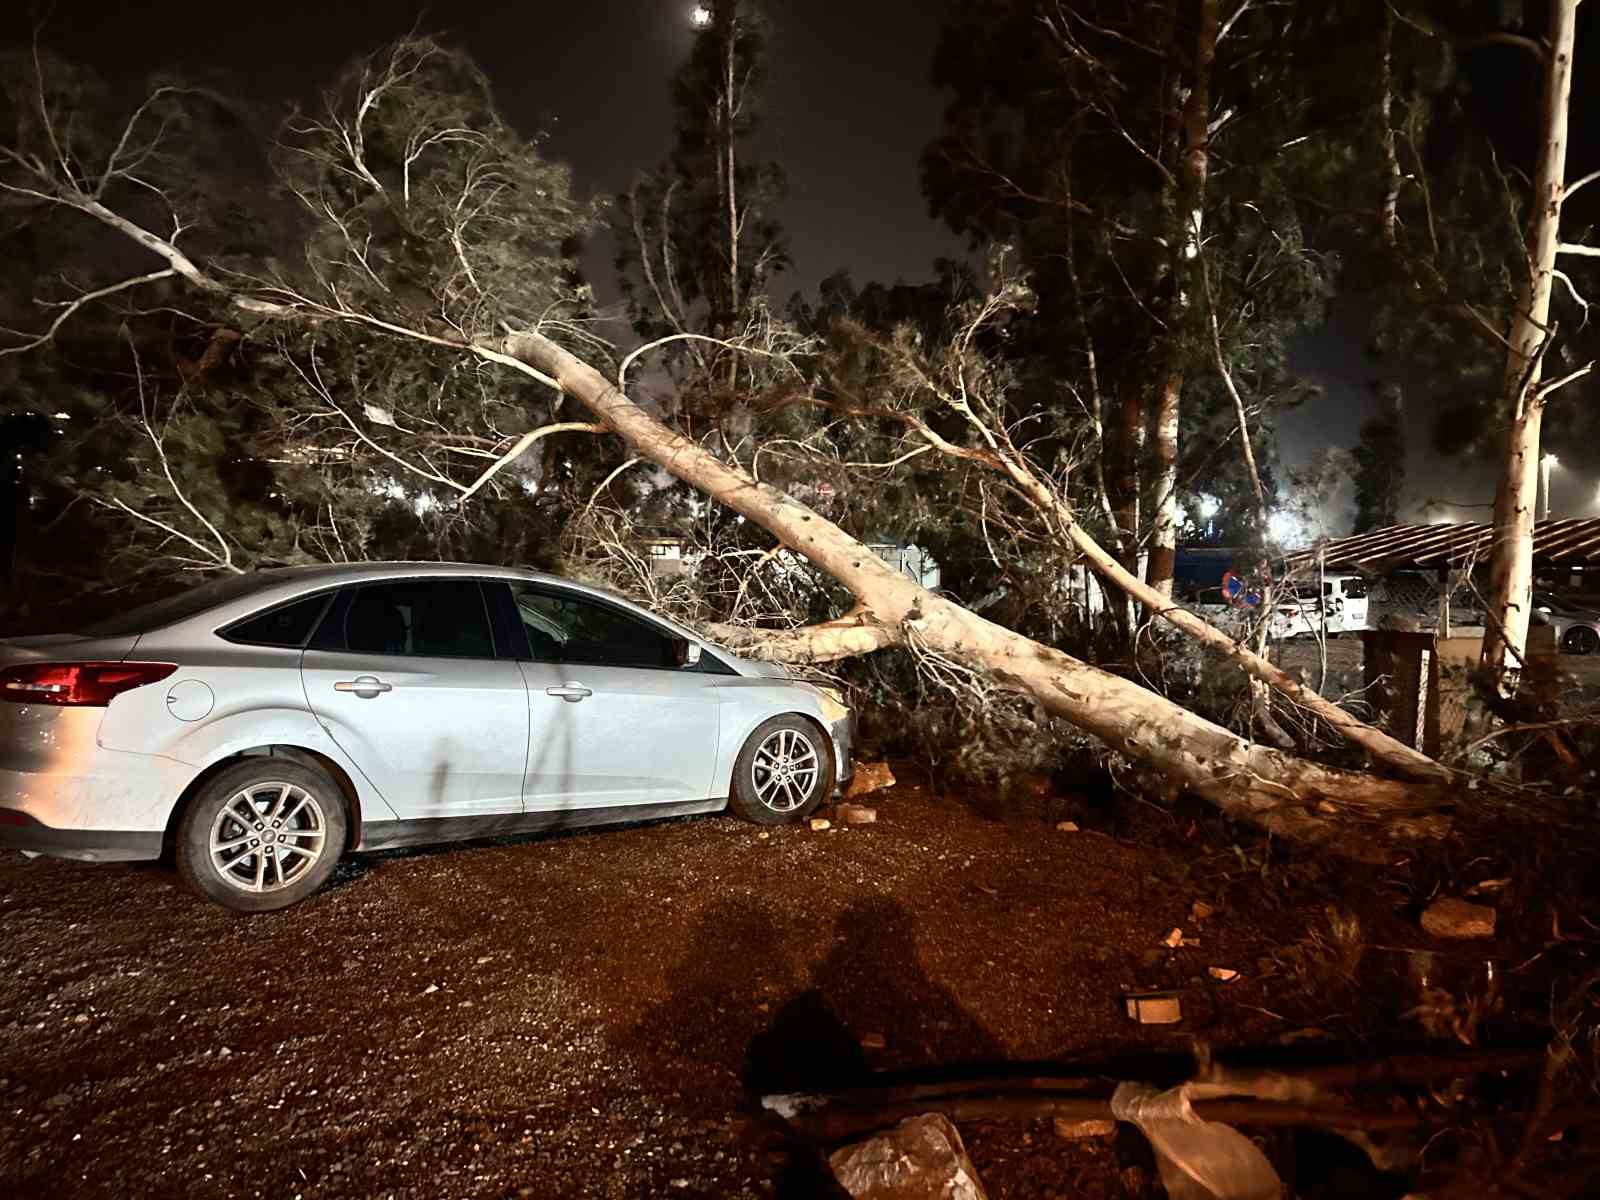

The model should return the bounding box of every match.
[0,634,142,773]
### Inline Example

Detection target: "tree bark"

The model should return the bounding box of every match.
[1146,366,1183,596]
[1113,389,1145,589]
[1147,0,1217,598]
[1480,0,1578,684]
[1378,0,1401,249]
[507,329,1448,849]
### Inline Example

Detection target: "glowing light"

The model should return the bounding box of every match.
[690,5,712,27]
[1544,452,1561,469]
[1267,509,1308,547]
[1197,494,1221,520]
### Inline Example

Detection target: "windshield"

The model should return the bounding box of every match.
[80,573,281,637]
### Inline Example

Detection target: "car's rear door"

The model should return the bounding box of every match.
[488,581,720,812]
[299,578,529,819]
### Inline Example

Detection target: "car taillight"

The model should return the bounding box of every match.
[0,662,177,707]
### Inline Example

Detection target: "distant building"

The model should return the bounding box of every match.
[639,536,690,578]
[867,541,941,590]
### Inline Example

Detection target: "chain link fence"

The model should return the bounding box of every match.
[1368,572,1484,632]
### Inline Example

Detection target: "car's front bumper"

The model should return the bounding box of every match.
[0,810,164,861]
[829,712,854,794]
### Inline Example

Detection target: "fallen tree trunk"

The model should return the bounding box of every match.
[18,172,1449,846]
[509,331,1448,849]
[773,384,1446,784]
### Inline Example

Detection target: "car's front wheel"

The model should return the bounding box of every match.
[730,715,835,825]
[177,759,347,913]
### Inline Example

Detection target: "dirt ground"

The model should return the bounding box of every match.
[0,775,1544,1199]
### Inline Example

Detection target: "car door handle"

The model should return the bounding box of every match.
[334,676,393,699]
[546,682,592,702]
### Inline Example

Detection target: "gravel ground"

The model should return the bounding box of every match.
[0,779,1365,1199]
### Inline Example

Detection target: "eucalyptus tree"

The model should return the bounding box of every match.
[1,38,1453,851]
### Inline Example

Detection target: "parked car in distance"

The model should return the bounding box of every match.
[1,563,853,912]
[1533,590,1600,655]
[1191,585,1321,641]
[1316,574,1370,634]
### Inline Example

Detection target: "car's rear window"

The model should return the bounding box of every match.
[220,593,336,648]
[79,574,283,637]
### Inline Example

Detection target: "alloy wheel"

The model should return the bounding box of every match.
[207,782,328,894]
[751,728,820,814]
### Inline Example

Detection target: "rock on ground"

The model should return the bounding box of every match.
[839,804,878,825]
[1421,898,1497,939]
[847,762,897,799]
[830,1113,989,1200]
[1052,1117,1115,1140]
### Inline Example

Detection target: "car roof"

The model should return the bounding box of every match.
[105,562,672,639]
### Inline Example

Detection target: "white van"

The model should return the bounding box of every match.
[1318,574,1370,634]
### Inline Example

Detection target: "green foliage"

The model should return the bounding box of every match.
[1,37,609,620]
[273,38,594,339]
[921,0,1333,553]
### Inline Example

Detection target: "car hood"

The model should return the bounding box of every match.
[729,655,792,680]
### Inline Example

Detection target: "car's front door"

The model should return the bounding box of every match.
[299,579,529,819]
[492,582,721,812]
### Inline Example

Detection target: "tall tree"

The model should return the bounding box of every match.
[1351,386,1407,532]
[611,0,788,410]
[1147,0,1218,598]
[922,0,1328,631]
[1481,0,1584,683]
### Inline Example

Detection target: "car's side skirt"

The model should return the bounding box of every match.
[354,797,729,853]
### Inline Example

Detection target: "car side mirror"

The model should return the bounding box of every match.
[674,638,703,668]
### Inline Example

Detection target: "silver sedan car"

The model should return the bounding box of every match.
[0,563,852,912]
[1533,591,1600,655]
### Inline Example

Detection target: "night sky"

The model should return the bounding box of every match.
[6,1,962,301]
[7,1,1598,532]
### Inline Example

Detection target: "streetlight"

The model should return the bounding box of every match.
[1541,452,1560,521]
[690,4,713,27]
[1196,493,1220,540]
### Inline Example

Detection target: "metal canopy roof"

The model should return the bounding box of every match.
[1296,519,1600,572]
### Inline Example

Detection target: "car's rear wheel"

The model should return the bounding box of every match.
[730,715,835,825]
[1563,626,1600,655]
[177,759,347,913]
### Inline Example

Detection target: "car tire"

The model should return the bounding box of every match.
[729,715,835,826]
[1563,626,1600,656]
[176,759,348,913]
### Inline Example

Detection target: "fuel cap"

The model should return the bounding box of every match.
[165,679,214,722]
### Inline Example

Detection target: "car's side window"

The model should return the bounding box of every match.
[508,583,677,670]
[310,580,495,659]
[221,592,335,648]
